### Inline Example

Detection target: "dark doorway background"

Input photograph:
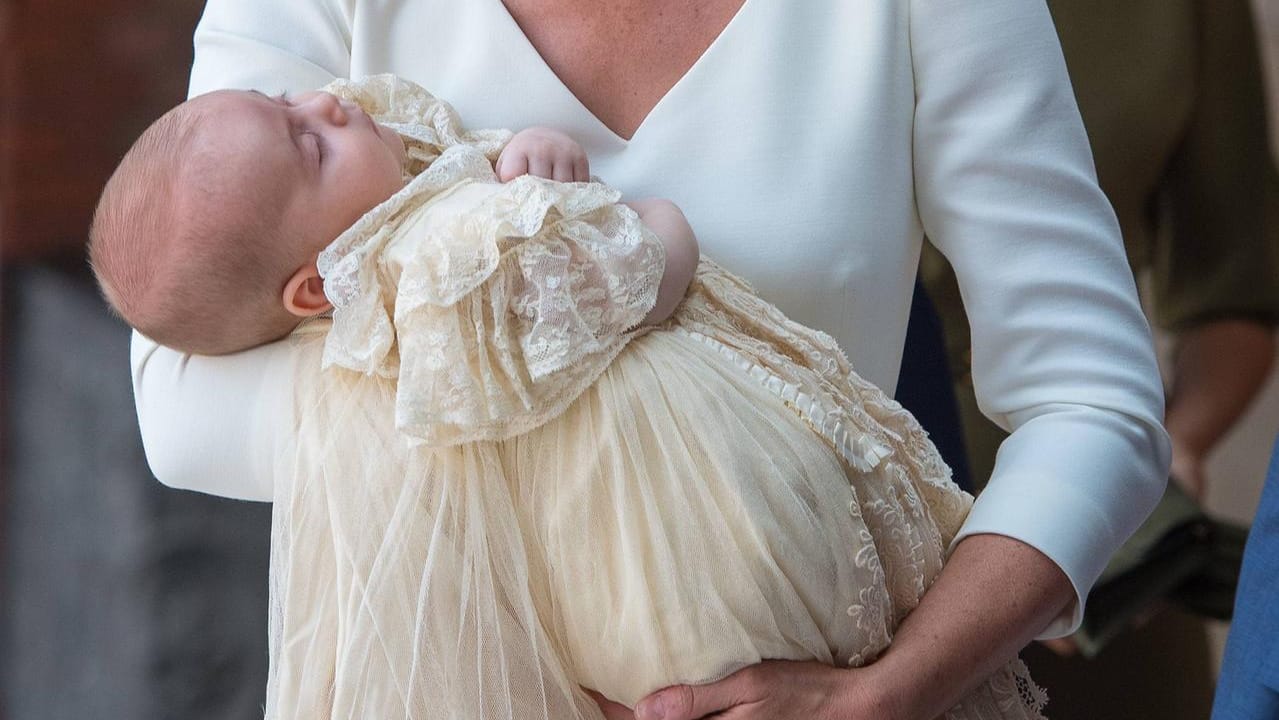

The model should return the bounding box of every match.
[2,4,273,719]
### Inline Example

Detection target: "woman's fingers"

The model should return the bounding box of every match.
[633,661,869,720]
[584,688,635,720]
[635,669,759,720]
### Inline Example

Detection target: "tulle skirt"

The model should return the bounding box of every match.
[267,264,1048,719]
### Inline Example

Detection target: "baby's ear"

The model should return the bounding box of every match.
[282,264,333,317]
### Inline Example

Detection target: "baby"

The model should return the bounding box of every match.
[92,76,1046,720]
[90,84,695,356]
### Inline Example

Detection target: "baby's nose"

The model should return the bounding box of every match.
[295,91,350,126]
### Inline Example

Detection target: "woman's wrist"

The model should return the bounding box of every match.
[854,534,1073,719]
[829,663,903,720]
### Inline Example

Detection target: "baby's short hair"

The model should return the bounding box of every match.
[89,97,302,355]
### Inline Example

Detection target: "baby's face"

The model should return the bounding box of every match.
[188,89,407,260]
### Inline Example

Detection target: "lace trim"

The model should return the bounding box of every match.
[672,327,893,473]
[318,150,499,309]
[1010,659,1049,716]
[943,658,1049,720]
[674,261,975,551]
[324,73,512,173]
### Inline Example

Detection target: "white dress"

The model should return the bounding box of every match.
[132,0,1169,639]
[265,74,1047,719]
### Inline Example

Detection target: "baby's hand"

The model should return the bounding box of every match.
[496,128,590,183]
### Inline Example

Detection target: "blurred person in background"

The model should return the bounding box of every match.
[912,0,1279,716]
[1213,436,1279,718]
[1211,0,1279,661]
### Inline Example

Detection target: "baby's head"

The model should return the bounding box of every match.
[90,88,406,354]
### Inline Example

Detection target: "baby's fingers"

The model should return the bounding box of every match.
[496,151,528,182]
[528,155,555,181]
[573,155,590,182]
[552,160,576,183]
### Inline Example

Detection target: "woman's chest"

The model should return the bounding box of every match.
[498,0,747,140]
[351,0,916,163]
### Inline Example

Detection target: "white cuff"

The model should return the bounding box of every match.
[951,403,1169,638]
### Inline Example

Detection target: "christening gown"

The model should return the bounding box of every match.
[266,75,1049,719]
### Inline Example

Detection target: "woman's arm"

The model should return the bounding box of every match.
[132,333,295,501]
[910,0,1169,638]
[188,0,351,96]
[626,1,1169,718]
[132,0,354,498]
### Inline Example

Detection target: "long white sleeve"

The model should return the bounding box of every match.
[130,0,354,500]
[188,0,352,96]
[131,334,297,501]
[909,0,1171,636]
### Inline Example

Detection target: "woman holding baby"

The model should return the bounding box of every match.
[130,0,1169,718]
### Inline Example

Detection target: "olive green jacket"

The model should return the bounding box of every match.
[921,0,1279,487]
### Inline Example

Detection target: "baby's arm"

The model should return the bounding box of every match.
[624,198,699,326]
[494,129,696,325]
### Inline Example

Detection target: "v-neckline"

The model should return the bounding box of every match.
[490,0,756,145]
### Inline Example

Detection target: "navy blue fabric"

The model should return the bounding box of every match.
[895,279,973,493]
[1212,434,1279,719]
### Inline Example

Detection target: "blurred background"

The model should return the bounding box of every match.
[1205,0,1279,661]
[1,3,270,718]
[2,1,1278,718]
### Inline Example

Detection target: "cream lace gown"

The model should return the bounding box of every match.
[266,76,1048,719]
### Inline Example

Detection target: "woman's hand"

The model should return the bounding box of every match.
[635,661,880,720]
[584,689,636,720]
[589,662,886,720]
[602,535,1072,720]
[496,127,590,182]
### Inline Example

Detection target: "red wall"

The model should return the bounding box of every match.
[1,0,205,263]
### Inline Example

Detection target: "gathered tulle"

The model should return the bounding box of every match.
[271,337,599,718]
[265,75,1048,719]
[269,264,1047,719]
